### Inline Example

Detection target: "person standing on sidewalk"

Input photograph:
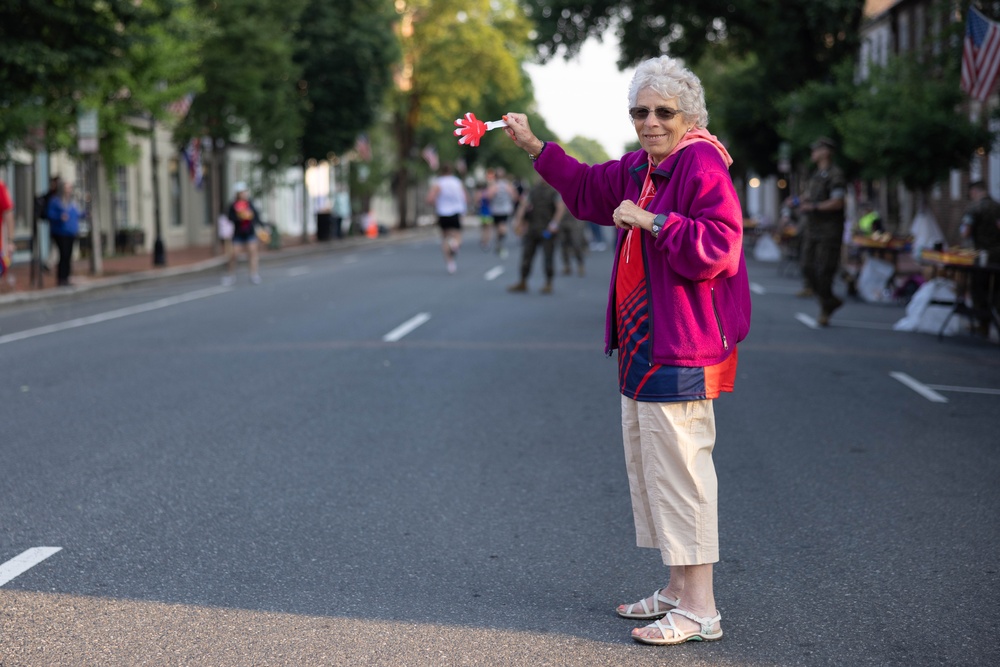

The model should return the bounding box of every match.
[0,177,13,283]
[787,137,846,326]
[507,177,565,294]
[46,180,82,287]
[502,54,751,646]
[426,163,467,274]
[223,182,262,286]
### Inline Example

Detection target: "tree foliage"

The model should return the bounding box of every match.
[294,0,400,162]
[523,0,864,78]
[777,58,859,175]
[564,136,611,164]
[836,55,991,192]
[520,0,866,175]
[697,51,782,179]
[181,0,307,176]
[86,0,206,178]
[0,0,166,154]
[391,0,532,225]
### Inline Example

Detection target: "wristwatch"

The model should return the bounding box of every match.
[651,214,666,238]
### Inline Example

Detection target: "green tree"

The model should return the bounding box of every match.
[0,0,165,155]
[520,0,866,175]
[85,0,205,182]
[776,57,859,176]
[563,136,610,164]
[836,55,991,196]
[392,0,530,226]
[181,0,306,216]
[697,51,780,180]
[294,0,399,162]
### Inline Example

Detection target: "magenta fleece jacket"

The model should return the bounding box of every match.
[535,141,751,367]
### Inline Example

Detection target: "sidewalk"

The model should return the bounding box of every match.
[0,226,436,307]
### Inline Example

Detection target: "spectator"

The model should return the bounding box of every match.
[46,180,82,286]
[507,177,565,294]
[503,53,751,645]
[959,180,1000,335]
[0,176,13,280]
[786,137,846,326]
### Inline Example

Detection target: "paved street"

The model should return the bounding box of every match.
[1,231,998,666]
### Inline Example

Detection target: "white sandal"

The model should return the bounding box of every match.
[615,589,680,620]
[632,608,723,645]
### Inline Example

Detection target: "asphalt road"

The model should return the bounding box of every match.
[1,230,998,666]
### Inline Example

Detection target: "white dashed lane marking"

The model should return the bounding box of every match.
[0,287,230,346]
[383,313,431,342]
[0,547,62,587]
[890,372,948,403]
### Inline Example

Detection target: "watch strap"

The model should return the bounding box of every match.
[651,214,667,237]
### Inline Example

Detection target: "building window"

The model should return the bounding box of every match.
[202,169,214,226]
[169,158,182,227]
[113,166,129,230]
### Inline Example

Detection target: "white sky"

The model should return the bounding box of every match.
[524,34,636,158]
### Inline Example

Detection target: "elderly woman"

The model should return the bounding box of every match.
[503,55,751,646]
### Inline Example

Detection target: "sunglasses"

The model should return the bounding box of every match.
[629,106,682,121]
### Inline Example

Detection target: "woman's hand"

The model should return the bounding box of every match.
[502,113,545,158]
[613,200,655,231]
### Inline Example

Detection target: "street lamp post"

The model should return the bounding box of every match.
[150,114,166,266]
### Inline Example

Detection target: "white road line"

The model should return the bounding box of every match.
[890,372,949,403]
[0,286,231,346]
[750,282,766,295]
[0,547,62,587]
[925,384,1000,396]
[484,266,504,281]
[287,266,311,277]
[795,313,819,329]
[383,312,431,342]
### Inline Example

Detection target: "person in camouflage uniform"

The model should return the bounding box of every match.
[961,181,1000,262]
[559,209,587,277]
[793,137,846,326]
[960,181,1000,335]
[507,177,566,294]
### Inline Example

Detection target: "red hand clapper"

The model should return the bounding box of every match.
[454,112,507,147]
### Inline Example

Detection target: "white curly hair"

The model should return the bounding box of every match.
[627,55,709,128]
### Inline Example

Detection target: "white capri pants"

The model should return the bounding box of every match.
[621,395,719,566]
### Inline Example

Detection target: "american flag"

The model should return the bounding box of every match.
[354,134,372,162]
[183,138,203,188]
[166,93,194,120]
[421,144,439,171]
[962,7,1000,102]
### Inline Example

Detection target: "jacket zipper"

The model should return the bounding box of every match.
[640,234,655,365]
[711,287,729,350]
